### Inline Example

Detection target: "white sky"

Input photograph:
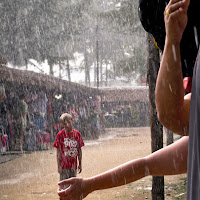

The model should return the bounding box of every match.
[8,52,111,83]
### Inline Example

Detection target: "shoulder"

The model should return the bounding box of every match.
[73,129,83,137]
[57,129,65,136]
[73,129,81,135]
[21,101,27,106]
[72,129,78,133]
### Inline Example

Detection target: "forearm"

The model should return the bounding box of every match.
[78,149,82,166]
[84,136,188,193]
[57,149,61,169]
[155,38,189,135]
[155,0,190,136]
[57,157,61,167]
[147,136,188,175]
[86,158,147,193]
[156,38,183,107]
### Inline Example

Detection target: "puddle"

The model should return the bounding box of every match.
[0,173,35,185]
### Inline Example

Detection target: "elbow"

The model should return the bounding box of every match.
[155,98,177,129]
[155,101,167,127]
[156,110,167,127]
[155,95,165,125]
[156,108,176,130]
[156,105,187,135]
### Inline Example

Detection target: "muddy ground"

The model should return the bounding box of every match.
[0,127,186,200]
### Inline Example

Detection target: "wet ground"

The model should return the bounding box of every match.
[0,127,186,200]
[0,152,22,164]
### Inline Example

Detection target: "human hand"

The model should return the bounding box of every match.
[57,177,89,200]
[164,0,190,44]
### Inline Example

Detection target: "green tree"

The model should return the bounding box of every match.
[0,0,91,72]
[0,0,147,86]
[90,0,147,85]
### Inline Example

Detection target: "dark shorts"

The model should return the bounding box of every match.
[60,169,77,189]
[14,121,26,137]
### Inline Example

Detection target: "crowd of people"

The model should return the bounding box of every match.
[0,88,50,152]
[0,84,102,152]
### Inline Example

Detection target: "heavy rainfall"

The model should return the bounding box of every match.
[1,0,199,199]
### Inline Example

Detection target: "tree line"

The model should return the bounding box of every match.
[0,0,147,86]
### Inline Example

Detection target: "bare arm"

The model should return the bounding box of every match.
[155,0,190,135]
[57,148,62,174]
[77,148,82,174]
[58,136,188,200]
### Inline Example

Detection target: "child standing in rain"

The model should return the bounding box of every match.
[53,113,84,189]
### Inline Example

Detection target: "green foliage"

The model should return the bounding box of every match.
[0,0,90,66]
[114,47,146,82]
[94,0,147,85]
[0,0,147,85]
[165,177,187,200]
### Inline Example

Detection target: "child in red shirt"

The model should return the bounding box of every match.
[53,113,84,189]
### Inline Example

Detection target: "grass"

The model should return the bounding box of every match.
[165,177,187,200]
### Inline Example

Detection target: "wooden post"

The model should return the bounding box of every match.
[147,33,164,200]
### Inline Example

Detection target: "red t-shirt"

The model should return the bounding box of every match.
[53,129,84,169]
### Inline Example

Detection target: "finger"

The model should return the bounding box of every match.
[57,188,69,197]
[169,0,183,4]
[58,178,73,186]
[165,1,184,14]
[166,4,188,20]
[57,189,65,197]
[169,0,189,5]
[181,0,190,8]
[166,0,190,13]
[167,0,183,9]
[58,191,72,200]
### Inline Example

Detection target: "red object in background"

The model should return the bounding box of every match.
[141,77,146,85]
[0,134,8,147]
[183,77,192,93]
[37,132,50,149]
[53,124,61,130]
[71,109,76,123]
[48,93,53,115]
[43,132,50,143]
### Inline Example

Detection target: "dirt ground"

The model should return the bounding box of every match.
[0,127,186,200]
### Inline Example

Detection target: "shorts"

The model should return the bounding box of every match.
[14,121,26,138]
[60,169,77,189]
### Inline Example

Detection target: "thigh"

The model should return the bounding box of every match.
[19,125,26,138]
[69,169,77,178]
[60,169,77,180]
[59,169,77,189]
